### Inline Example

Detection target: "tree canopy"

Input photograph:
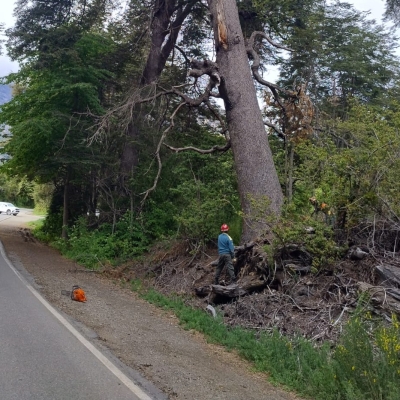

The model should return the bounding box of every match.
[0,0,400,245]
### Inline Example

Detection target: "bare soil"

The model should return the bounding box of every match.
[0,220,301,400]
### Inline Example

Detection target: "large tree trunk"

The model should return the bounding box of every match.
[121,0,198,179]
[208,0,284,242]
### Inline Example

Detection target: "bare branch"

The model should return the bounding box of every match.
[189,59,221,87]
[174,44,191,65]
[164,141,231,154]
[204,100,228,136]
[264,121,284,139]
[245,31,292,97]
[140,102,186,204]
[247,31,292,52]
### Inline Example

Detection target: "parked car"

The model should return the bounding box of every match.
[0,202,20,216]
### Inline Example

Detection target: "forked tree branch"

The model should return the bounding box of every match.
[246,30,293,115]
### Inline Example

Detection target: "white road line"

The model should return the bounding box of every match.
[0,242,153,400]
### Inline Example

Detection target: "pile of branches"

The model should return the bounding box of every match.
[126,220,400,341]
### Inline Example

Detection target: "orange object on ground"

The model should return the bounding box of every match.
[71,285,87,302]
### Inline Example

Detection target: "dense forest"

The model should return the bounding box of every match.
[0,0,399,244]
[3,1,400,398]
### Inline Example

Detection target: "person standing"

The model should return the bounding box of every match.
[214,224,237,285]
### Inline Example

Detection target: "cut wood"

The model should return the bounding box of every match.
[348,246,369,260]
[211,284,247,297]
[376,264,400,288]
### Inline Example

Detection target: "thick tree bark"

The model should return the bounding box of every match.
[208,0,284,242]
[140,0,176,85]
[141,0,197,85]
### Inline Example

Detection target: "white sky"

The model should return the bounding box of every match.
[0,0,18,76]
[0,0,393,78]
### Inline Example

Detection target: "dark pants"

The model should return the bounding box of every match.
[214,254,235,284]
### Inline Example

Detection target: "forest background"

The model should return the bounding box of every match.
[2,0,400,399]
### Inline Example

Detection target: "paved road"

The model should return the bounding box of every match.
[0,209,158,400]
[0,208,44,227]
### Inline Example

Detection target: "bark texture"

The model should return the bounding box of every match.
[208,0,284,242]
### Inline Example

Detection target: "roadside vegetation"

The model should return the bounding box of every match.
[2,0,400,399]
[130,285,400,400]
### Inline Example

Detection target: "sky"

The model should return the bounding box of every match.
[0,0,392,78]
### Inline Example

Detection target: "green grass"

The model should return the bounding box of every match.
[27,219,44,229]
[130,281,400,400]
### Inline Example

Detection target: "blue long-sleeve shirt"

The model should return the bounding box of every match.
[218,233,235,257]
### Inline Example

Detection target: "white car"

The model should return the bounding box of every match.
[0,202,20,216]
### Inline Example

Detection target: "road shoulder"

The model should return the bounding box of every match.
[0,226,299,400]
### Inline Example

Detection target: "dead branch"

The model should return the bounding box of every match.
[264,121,284,139]
[246,32,292,96]
[140,101,186,204]
[163,142,230,154]
[204,100,227,135]
[189,59,221,87]
[247,31,292,52]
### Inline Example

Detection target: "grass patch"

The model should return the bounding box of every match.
[27,219,44,230]
[130,281,400,400]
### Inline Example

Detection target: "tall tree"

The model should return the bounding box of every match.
[206,0,284,242]
[385,0,400,23]
[280,2,398,112]
[2,0,117,237]
[118,0,201,187]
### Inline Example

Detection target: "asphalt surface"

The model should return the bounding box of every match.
[0,209,155,400]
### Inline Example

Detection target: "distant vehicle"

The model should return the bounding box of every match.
[0,202,20,216]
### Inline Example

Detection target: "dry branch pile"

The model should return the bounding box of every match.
[121,222,400,343]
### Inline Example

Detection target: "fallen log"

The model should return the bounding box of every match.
[195,276,267,299]
[348,246,369,260]
[209,242,256,267]
[195,286,212,297]
[211,283,247,298]
[357,281,400,316]
[376,264,400,288]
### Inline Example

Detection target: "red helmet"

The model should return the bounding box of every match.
[220,224,229,232]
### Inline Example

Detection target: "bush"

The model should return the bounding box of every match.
[47,213,150,269]
[270,213,344,270]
